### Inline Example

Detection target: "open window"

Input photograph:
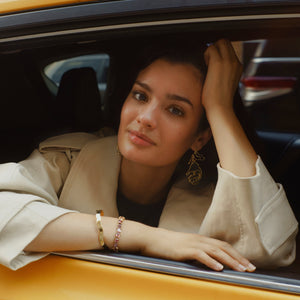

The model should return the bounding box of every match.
[0,1,299,297]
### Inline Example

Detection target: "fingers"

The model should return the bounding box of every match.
[192,237,256,272]
[204,39,243,76]
[145,229,256,273]
[195,251,224,271]
[216,39,237,61]
[203,42,220,66]
[206,39,241,62]
[195,247,255,272]
[206,245,254,272]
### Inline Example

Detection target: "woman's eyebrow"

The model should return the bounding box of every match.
[135,80,193,107]
[135,81,152,92]
[167,94,193,108]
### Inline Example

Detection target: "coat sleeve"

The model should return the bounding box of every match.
[0,131,110,270]
[199,156,298,268]
[0,148,78,270]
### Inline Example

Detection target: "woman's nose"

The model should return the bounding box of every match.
[136,103,158,128]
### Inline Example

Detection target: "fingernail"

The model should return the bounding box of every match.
[247,263,256,272]
[238,264,247,272]
[215,263,224,271]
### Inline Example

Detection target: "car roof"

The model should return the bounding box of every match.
[0,0,92,14]
[1,0,300,15]
[0,0,299,42]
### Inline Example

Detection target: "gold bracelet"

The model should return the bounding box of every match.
[96,209,105,248]
[112,216,125,252]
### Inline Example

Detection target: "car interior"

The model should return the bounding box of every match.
[0,18,299,291]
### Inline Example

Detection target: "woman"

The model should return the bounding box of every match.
[0,39,297,271]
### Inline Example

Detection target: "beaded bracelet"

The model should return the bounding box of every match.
[95,209,105,248]
[112,216,125,252]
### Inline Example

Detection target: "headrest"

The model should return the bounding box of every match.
[55,67,102,131]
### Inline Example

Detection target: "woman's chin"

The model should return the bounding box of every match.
[120,147,158,166]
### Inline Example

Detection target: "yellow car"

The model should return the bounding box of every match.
[0,0,299,299]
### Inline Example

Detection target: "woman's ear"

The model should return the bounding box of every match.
[190,128,212,152]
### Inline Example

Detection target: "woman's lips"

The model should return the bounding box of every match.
[128,130,156,146]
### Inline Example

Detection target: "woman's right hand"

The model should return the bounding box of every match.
[135,226,256,272]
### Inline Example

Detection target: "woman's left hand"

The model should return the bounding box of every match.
[201,39,242,112]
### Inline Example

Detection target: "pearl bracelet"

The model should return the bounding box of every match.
[112,216,125,252]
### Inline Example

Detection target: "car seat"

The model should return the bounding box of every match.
[54,67,103,132]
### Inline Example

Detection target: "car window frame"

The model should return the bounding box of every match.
[0,1,299,295]
[54,251,300,295]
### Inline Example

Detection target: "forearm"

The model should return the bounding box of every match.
[23,211,256,272]
[206,105,257,177]
[24,213,146,253]
[201,39,257,176]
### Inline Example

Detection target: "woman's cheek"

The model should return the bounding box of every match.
[164,127,195,153]
[120,102,136,127]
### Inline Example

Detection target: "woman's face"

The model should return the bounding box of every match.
[118,59,207,167]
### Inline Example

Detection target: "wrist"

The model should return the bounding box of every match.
[114,219,151,253]
[205,103,235,122]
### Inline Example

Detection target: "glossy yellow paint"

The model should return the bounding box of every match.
[0,0,94,14]
[0,255,298,300]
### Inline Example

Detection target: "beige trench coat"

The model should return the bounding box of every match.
[0,132,298,270]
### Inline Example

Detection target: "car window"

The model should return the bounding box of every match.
[44,53,110,99]
[240,38,300,133]
[239,38,300,217]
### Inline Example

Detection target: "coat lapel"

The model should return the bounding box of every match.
[59,136,120,217]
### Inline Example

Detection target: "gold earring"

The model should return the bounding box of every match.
[185,151,205,185]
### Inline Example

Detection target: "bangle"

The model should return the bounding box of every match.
[112,216,125,252]
[96,209,105,248]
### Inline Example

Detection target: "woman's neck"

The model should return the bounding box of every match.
[119,157,177,205]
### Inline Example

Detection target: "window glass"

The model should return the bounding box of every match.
[44,54,110,98]
[239,38,300,133]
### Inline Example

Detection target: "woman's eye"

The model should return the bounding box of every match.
[132,91,148,102]
[168,106,184,116]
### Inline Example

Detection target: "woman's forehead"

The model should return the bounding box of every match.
[137,59,203,87]
[135,59,203,111]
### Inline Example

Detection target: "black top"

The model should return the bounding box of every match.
[117,190,166,227]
